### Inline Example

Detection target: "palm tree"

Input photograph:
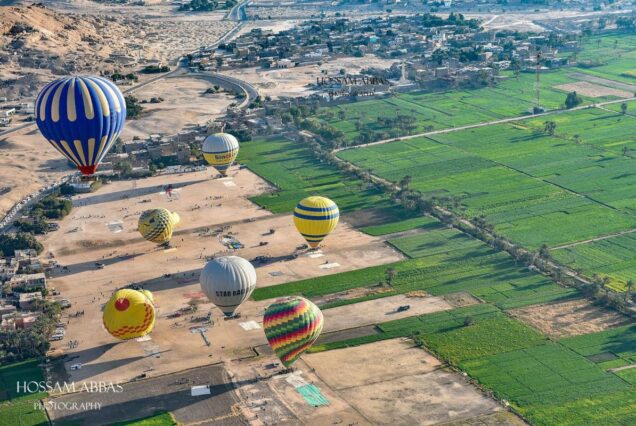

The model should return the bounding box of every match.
[544,121,557,136]
[400,175,412,190]
[625,279,634,302]
[386,267,397,285]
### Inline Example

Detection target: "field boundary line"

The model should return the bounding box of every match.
[551,227,636,250]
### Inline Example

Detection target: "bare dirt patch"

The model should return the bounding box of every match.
[555,81,631,98]
[509,298,630,338]
[303,339,502,426]
[321,294,453,333]
[305,338,441,390]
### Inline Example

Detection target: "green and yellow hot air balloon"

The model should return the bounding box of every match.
[263,296,324,368]
[138,208,180,246]
[103,288,156,340]
[202,133,239,176]
[293,196,339,248]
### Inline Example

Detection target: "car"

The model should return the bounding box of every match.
[396,305,411,312]
[95,262,105,269]
[50,335,63,341]
[70,363,82,371]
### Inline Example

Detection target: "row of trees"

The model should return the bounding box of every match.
[295,125,634,316]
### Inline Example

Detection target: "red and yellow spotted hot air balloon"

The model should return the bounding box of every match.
[263,296,324,368]
[102,289,156,340]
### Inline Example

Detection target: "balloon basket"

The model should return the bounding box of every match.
[223,313,241,321]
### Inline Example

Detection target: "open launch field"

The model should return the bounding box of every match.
[43,168,404,386]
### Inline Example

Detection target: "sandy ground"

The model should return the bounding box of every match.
[226,55,398,99]
[224,339,514,426]
[0,127,69,217]
[44,168,405,386]
[0,72,234,219]
[302,339,505,426]
[555,81,632,99]
[509,298,631,339]
[121,76,235,139]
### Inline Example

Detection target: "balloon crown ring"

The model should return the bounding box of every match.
[115,298,130,311]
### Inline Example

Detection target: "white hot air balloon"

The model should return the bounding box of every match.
[200,256,257,317]
[202,133,240,176]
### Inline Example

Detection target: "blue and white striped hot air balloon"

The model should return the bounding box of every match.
[35,76,126,176]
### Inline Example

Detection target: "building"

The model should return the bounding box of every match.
[8,273,46,293]
[19,292,43,310]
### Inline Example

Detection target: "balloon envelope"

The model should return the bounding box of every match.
[138,208,180,245]
[35,76,126,176]
[200,256,257,316]
[202,133,239,176]
[263,297,323,367]
[103,288,155,340]
[293,196,339,248]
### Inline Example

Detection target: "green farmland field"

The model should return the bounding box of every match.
[0,360,48,426]
[253,226,577,309]
[338,126,636,249]
[572,32,636,85]
[317,70,610,144]
[238,137,393,213]
[552,233,636,291]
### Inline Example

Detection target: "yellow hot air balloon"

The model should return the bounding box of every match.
[103,289,156,340]
[202,133,239,176]
[138,208,180,246]
[293,196,339,248]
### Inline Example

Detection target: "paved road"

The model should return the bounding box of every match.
[227,0,248,21]
[186,71,259,109]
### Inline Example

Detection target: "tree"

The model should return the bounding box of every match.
[565,91,582,109]
[125,95,143,119]
[539,244,550,259]
[544,120,557,136]
[399,175,412,190]
[114,160,133,176]
[621,102,628,115]
[625,279,634,302]
[385,267,397,285]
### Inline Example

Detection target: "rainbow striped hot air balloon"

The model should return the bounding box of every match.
[103,288,156,340]
[263,297,324,368]
[35,76,126,176]
[138,208,180,246]
[293,196,339,248]
[202,133,239,176]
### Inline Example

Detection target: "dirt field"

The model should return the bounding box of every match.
[509,298,631,338]
[554,81,632,98]
[303,339,504,426]
[121,77,235,139]
[321,294,453,333]
[43,168,404,385]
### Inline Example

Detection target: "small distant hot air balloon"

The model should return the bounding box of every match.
[199,256,257,317]
[263,297,324,368]
[138,208,180,246]
[103,288,155,340]
[202,133,239,176]
[35,76,126,176]
[293,196,339,248]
